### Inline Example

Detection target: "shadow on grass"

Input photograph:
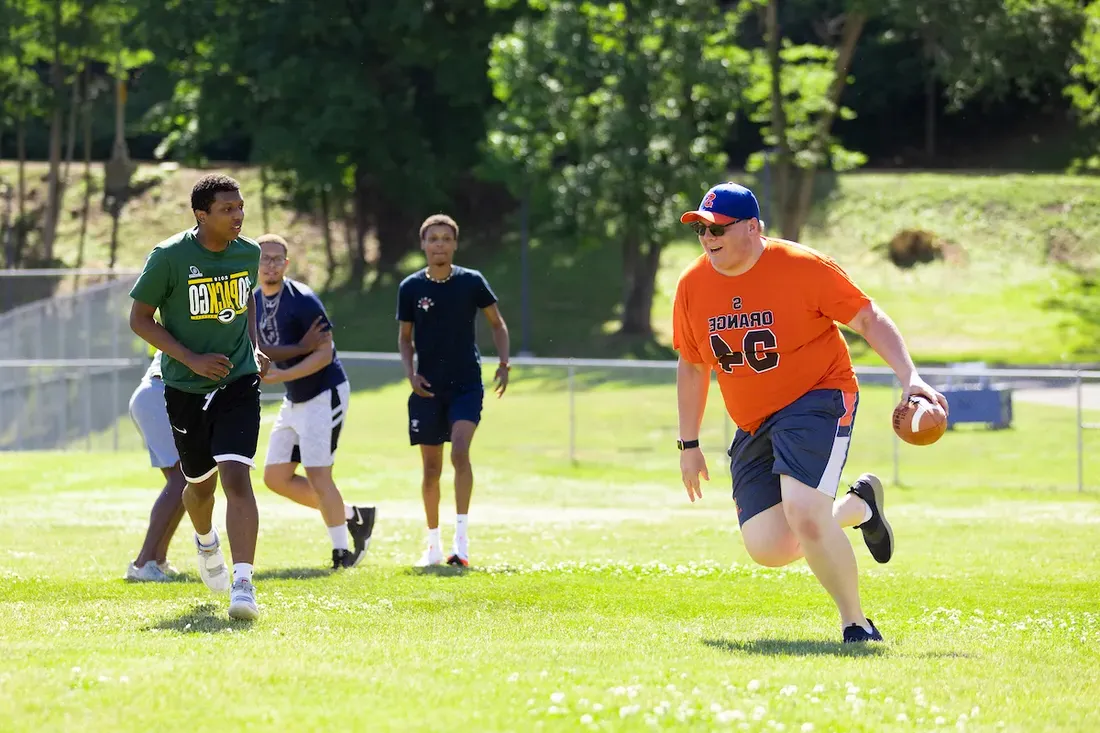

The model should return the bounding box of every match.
[146,602,254,633]
[703,637,884,658]
[404,565,475,578]
[254,567,334,581]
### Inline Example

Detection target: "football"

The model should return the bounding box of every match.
[892,394,948,446]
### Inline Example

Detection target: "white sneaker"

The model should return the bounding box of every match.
[416,544,444,567]
[125,561,171,582]
[447,537,469,567]
[157,560,178,576]
[228,579,259,620]
[194,531,231,593]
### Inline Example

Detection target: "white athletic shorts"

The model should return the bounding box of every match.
[265,380,350,468]
[128,376,180,469]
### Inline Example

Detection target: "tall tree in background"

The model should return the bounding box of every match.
[879,0,1085,159]
[745,0,865,243]
[135,0,514,289]
[486,0,748,337]
[1066,0,1100,170]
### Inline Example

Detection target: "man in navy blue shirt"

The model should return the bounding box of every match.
[253,234,376,570]
[397,214,510,568]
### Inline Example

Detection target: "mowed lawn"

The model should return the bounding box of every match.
[1,373,1099,732]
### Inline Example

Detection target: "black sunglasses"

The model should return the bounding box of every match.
[689,220,744,236]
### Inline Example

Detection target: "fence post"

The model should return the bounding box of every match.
[111,321,120,451]
[1077,371,1084,494]
[892,374,901,486]
[568,359,576,464]
[83,302,92,450]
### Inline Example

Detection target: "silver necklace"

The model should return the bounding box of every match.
[424,267,454,284]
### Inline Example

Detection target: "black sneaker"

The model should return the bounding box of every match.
[843,619,884,643]
[331,548,357,570]
[848,473,893,564]
[346,506,376,567]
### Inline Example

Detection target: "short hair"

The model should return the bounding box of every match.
[419,214,459,241]
[256,233,288,255]
[191,174,241,213]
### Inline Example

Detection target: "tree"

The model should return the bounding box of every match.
[877,0,1085,158]
[486,0,748,337]
[135,0,515,288]
[744,0,866,243]
[1067,0,1100,169]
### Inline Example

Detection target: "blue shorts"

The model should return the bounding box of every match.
[408,383,484,446]
[728,389,858,526]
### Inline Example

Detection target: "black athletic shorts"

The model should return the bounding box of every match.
[164,374,261,483]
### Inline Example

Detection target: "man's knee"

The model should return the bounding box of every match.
[303,465,335,490]
[218,462,255,496]
[450,443,471,467]
[184,475,217,499]
[263,464,292,491]
[421,450,444,482]
[743,531,799,567]
[780,477,832,543]
[741,505,801,567]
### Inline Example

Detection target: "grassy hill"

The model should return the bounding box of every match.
[3,160,1099,365]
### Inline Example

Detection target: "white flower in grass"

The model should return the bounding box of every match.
[550,692,565,704]
[801,724,814,732]
[580,714,593,725]
[747,679,761,691]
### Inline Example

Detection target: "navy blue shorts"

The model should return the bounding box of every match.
[408,383,484,446]
[728,389,859,526]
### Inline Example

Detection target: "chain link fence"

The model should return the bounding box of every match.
[0,270,1097,492]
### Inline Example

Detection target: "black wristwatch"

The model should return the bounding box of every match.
[677,439,700,451]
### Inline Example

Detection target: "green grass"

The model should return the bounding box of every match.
[4,162,1100,363]
[2,375,1100,731]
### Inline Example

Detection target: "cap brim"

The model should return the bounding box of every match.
[680,211,736,225]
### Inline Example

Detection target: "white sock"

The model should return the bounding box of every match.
[428,527,441,548]
[861,503,874,524]
[455,514,468,545]
[233,563,253,585]
[344,504,354,521]
[328,524,349,551]
[196,528,217,547]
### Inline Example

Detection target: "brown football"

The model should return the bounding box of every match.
[892,395,948,446]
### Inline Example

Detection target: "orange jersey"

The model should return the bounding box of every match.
[672,237,871,433]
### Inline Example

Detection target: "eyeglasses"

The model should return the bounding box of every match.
[260,255,286,266]
[689,220,744,237]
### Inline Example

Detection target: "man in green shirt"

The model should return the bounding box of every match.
[128,173,271,621]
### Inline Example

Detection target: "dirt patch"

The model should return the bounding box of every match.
[1046,228,1096,273]
[886,229,961,269]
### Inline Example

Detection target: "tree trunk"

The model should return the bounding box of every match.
[108,206,120,269]
[348,175,369,288]
[260,166,271,232]
[619,240,661,337]
[318,186,336,286]
[63,71,81,184]
[766,0,792,237]
[788,12,866,242]
[77,67,93,269]
[15,116,27,266]
[923,31,936,160]
[42,0,65,263]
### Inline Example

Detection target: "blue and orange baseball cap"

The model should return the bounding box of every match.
[680,182,761,225]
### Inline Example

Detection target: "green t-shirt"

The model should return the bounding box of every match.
[129,228,261,394]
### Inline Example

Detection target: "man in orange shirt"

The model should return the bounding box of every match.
[673,182,948,643]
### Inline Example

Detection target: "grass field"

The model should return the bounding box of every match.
[2,373,1099,732]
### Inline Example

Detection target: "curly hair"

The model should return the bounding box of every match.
[419,214,459,241]
[191,174,241,213]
